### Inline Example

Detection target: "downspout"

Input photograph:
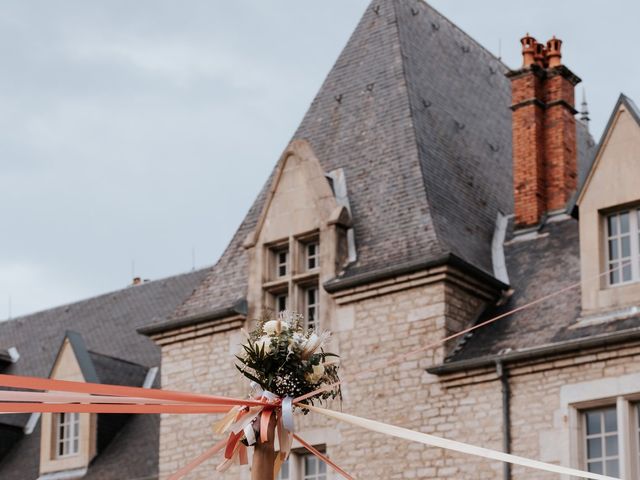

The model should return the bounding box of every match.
[496,360,511,480]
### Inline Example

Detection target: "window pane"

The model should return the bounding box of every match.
[605,459,619,477]
[621,236,631,258]
[275,249,289,278]
[307,242,318,270]
[586,411,601,435]
[605,435,618,456]
[610,264,620,285]
[305,455,316,475]
[604,409,617,433]
[609,240,619,260]
[277,458,290,480]
[620,212,630,233]
[608,215,617,236]
[587,438,602,458]
[588,461,603,474]
[623,263,632,282]
[277,294,288,313]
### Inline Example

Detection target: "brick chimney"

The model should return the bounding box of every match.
[508,34,581,228]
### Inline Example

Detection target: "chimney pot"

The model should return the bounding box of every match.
[546,36,563,68]
[520,34,537,68]
[534,42,547,67]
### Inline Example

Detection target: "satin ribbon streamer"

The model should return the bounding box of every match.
[0,373,620,480]
[307,405,619,480]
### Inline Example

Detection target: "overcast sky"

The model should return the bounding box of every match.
[1,1,638,319]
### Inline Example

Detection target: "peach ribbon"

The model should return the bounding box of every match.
[0,373,615,480]
[0,373,265,407]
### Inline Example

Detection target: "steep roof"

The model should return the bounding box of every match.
[167,0,513,326]
[0,268,209,480]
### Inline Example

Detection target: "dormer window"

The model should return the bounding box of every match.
[263,234,321,327]
[606,208,640,286]
[55,412,80,458]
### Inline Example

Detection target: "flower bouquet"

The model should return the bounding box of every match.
[236,311,341,405]
[211,312,341,477]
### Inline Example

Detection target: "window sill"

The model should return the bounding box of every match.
[263,279,288,293]
[37,467,87,480]
[573,305,640,329]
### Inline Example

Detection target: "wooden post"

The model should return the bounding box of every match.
[252,413,277,480]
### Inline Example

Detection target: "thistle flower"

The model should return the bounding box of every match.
[301,332,330,359]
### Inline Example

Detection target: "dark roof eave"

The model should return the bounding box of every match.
[324,253,508,294]
[138,299,248,336]
[427,326,640,375]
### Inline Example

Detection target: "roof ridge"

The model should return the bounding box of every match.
[1,266,212,324]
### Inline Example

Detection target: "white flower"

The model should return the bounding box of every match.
[264,319,290,336]
[255,336,272,354]
[301,333,325,358]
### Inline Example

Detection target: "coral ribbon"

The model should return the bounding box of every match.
[0,374,265,407]
[0,403,232,414]
[294,433,355,480]
[167,438,228,480]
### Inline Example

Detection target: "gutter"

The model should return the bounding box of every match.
[496,361,511,480]
[324,253,508,294]
[138,299,247,336]
[427,327,640,375]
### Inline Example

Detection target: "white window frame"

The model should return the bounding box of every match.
[605,208,640,286]
[277,451,327,480]
[55,412,80,458]
[571,395,640,479]
[583,407,620,476]
[635,403,640,476]
[276,249,289,279]
[306,242,319,271]
[305,287,319,331]
[275,293,288,313]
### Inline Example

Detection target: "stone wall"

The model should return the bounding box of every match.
[156,275,640,479]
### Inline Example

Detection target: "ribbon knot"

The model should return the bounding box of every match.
[212,389,296,473]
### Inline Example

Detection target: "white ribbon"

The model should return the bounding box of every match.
[244,423,256,446]
[281,396,295,432]
[306,405,619,480]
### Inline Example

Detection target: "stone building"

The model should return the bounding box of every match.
[1,0,640,479]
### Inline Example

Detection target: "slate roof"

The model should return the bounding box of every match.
[437,217,640,369]
[437,96,640,370]
[0,268,209,480]
[167,0,513,326]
